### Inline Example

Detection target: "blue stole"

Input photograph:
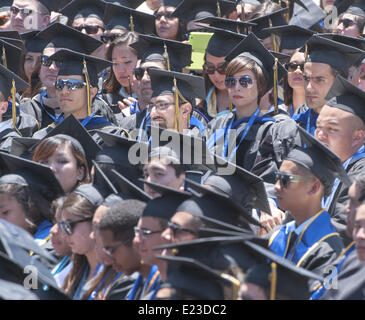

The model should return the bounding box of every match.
[292,108,318,136]
[127,265,161,300]
[269,209,339,266]
[52,256,70,276]
[310,242,356,300]
[189,115,205,135]
[56,114,112,129]
[34,219,52,243]
[88,270,124,300]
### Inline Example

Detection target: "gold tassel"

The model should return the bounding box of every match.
[273,58,279,115]
[269,19,279,52]
[173,77,189,132]
[217,1,222,17]
[304,44,308,61]
[82,58,92,117]
[163,42,171,72]
[286,0,290,23]
[269,262,277,300]
[11,79,21,136]
[2,46,7,68]
[229,102,233,113]
[221,273,241,300]
[129,14,135,32]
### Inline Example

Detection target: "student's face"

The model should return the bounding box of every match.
[227,69,259,109]
[24,52,41,82]
[50,211,72,257]
[0,193,29,232]
[61,208,95,256]
[261,35,280,52]
[39,46,60,90]
[72,17,104,41]
[205,53,227,91]
[315,105,362,162]
[112,44,138,89]
[143,157,184,198]
[287,52,305,90]
[346,182,361,237]
[149,94,176,129]
[303,62,336,113]
[38,143,84,194]
[155,6,179,41]
[353,203,365,262]
[336,13,361,38]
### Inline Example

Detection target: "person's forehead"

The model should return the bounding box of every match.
[13,0,38,8]
[138,216,162,228]
[342,13,357,21]
[141,60,165,70]
[112,45,134,58]
[304,62,333,76]
[280,159,302,174]
[147,157,171,169]
[73,16,104,26]
[60,207,76,220]
[318,105,354,123]
[152,94,174,103]
[93,205,109,224]
[171,211,194,224]
[42,46,60,56]
[290,51,305,63]
[205,53,226,64]
[355,203,365,220]
[57,74,84,81]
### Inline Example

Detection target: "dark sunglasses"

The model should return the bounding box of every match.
[41,55,63,68]
[167,221,197,236]
[74,25,104,35]
[58,217,92,236]
[55,79,87,91]
[203,63,227,75]
[154,12,175,20]
[100,33,124,44]
[274,171,314,188]
[133,66,157,81]
[338,18,355,28]
[285,62,304,72]
[225,75,256,89]
[10,6,36,17]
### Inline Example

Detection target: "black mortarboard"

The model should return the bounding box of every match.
[37,0,55,12]
[92,160,118,197]
[333,0,354,16]
[103,3,155,33]
[110,169,152,202]
[21,31,48,53]
[325,75,365,125]
[73,183,104,207]
[129,34,192,72]
[160,0,183,6]
[0,63,29,100]
[320,33,365,51]
[0,31,21,41]
[225,32,287,94]
[289,0,326,30]
[262,25,315,50]
[248,7,289,39]
[0,39,22,75]
[0,152,64,200]
[303,34,365,78]
[243,240,323,300]
[173,0,237,22]
[285,125,351,196]
[42,114,102,168]
[194,16,256,33]
[104,0,144,9]
[60,0,106,22]
[10,137,40,158]
[141,178,192,198]
[49,48,112,87]
[37,23,103,54]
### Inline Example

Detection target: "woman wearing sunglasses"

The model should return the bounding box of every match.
[59,184,104,300]
[335,7,365,38]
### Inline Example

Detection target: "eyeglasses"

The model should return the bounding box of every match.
[133,67,158,81]
[338,18,355,28]
[10,6,38,17]
[154,12,175,21]
[74,25,105,35]
[58,217,93,236]
[285,62,304,72]
[203,63,227,75]
[134,226,163,239]
[167,221,197,237]
[149,101,175,111]
[100,33,123,44]
[274,171,314,188]
[102,238,132,257]
[225,75,257,89]
[0,14,10,26]
[55,79,87,91]
[40,55,63,68]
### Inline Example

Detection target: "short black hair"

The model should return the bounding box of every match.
[98,200,146,244]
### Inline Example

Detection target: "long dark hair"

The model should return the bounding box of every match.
[154,5,188,41]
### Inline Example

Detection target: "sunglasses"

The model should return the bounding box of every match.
[58,217,92,236]
[74,25,104,35]
[102,238,132,257]
[100,33,123,44]
[167,221,197,237]
[225,75,256,89]
[338,18,355,28]
[154,12,175,20]
[203,63,227,75]
[133,66,157,81]
[55,79,87,91]
[285,62,304,72]
[10,6,38,17]
[41,55,63,68]
[134,226,163,239]
[274,171,314,188]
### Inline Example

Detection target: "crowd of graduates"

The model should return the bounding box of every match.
[0,0,364,301]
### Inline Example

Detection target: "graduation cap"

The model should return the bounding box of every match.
[103,3,155,33]
[172,0,237,22]
[289,0,326,30]
[320,33,365,51]
[36,0,56,12]
[0,38,22,75]
[60,0,106,22]
[0,151,64,200]
[104,0,144,9]
[262,24,315,51]
[92,160,119,197]
[141,178,192,197]
[10,137,40,158]
[0,64,29,136]
[285,125,351,197]
[37,22,103,54]
[303,34,365,78]
[42,114,102,168]
[73,183,104,207]
[21,30,48,53]
[325,75,365,126]
[49,48,112,116]
[0,31,21,41]
[225,32,287,112]
[129,34,192,72]
[160,0,183,6]
[194,16,256,34]
[243,240,323,300]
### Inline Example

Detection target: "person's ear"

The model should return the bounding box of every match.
[90,86,98,100]
[180,102,192,120]
[352,129,365,148]
[308,179,321,196]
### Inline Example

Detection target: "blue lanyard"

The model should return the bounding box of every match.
[306,109,317,136]
[51,256,70,276]
[39,90,60,122]
[222,108,260,162]
[137,111,150,142]
[127,274,143,300]
[289,104,294,118]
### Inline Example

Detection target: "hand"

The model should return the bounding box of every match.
[258,203,285,237]
[117,97,137,110]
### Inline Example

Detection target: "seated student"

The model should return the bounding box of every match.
[269,126,346,277]
[335,4,365,38]
[32,49,121,143]
[97,200,149,300]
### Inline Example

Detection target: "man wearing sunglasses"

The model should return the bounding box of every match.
[10,0,51,33]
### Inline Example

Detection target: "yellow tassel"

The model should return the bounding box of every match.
[11,79,21,136]
[2,46,7,68]
[269,19,279,52]
[273,58,279,115]
[173,78,179,131]
[129,14,135,32]
[286,0,290,23]
[163,42,171,72]
[82,58,92,117]
[220,273,241,300]
[269,262,277,300]
[304,44,308,61]
[229,102,233,113]
[217,1,221,17]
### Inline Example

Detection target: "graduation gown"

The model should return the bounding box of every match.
[0,121,21,152]
[3,103,39,137]
[292,108,318,136]
[106,272,140,300]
